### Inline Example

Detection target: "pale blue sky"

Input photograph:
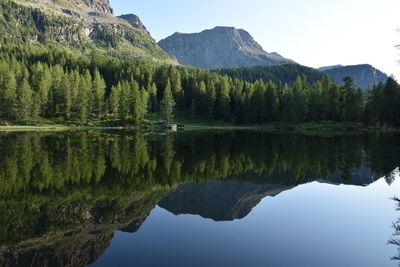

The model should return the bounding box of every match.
[110,0,399,77]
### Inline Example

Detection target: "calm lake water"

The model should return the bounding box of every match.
[0,131,399,267]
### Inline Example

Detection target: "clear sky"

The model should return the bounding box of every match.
[110,0,399,77]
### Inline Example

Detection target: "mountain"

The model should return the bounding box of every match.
[318,65,343,72]
[319,167,380,186]
[159,166,382,222]
[216,64,326,85]
[158,26,295,69]
[159,181,292,221]
[118,14,147,31]
[320,64,388,89]
[0,0,176,64]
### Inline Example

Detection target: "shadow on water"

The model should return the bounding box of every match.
[0,131,398,266]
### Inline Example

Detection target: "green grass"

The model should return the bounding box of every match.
[179,122,362,133]
[168,112,400,133]
[1,113,398,134]
[0,125,68,131]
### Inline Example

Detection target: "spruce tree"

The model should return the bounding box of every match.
[77,74,90,123]
[17,79,33,123]
[139,87,149,120]
[119,82,130,120]
[0,68,17,119]
[161,79,176,127]
[148,82,158,112]
[109,83,121,117]
[216,76,231,121]
[92,69,106,120]
[62,74,72,120]
[205,80,216,119]
[131,82,141,123]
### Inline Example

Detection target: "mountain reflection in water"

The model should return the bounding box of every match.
[0,131,398,267]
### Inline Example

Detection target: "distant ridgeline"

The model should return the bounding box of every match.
[320,64,389,89]
[216,64,389,90]
[215,64,326,85]
[157,26,388,90]
[0,131,399,266]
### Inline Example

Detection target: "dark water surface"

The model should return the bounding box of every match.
[0,131,399,267]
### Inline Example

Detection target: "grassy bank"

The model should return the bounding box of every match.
[0,125,69,131]
[0,125,129,131]
[179,122,377,133]
[0,113,398,134]
[172,112,398,133]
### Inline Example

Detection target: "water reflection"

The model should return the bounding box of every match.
[0,131,398,266]
[159,181,293,221]
[389,172,400,266]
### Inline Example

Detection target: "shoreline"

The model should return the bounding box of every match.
[0,122,398,134]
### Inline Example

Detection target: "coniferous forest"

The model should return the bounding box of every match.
[0,0,400,266]
[0,45,399,126]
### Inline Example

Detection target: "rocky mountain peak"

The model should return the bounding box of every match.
[158,26,294,69]
[118,14,147,31]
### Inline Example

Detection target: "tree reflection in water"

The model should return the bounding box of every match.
[0,131,398,267]
[389,170,400,266]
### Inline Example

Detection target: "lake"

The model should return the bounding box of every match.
[0,130,399,267]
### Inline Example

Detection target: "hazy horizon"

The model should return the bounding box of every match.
[110,0,399,78]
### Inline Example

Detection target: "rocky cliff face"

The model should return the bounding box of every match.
[320,64,388,89]
[118,14,147,31]
[3,0,175,64]
[70,0,113,14]
[158,26,294,69]
[25,0,113,14]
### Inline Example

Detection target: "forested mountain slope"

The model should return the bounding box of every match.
[321,64,388,89]
[0,0,176,64]
[216,64,326,85]
[218,63,389,90]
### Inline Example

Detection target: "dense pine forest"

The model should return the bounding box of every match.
[216,64,326,85]
[0,45,399,126]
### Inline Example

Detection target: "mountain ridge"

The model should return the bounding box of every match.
[158,26,295,69]
[318,65,343,72]
[159,181,293,221]
[216,64,326,85]
[321,64,388,89]
[2,0,176,64]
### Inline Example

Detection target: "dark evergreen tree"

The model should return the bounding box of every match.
[161,79,176,126]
